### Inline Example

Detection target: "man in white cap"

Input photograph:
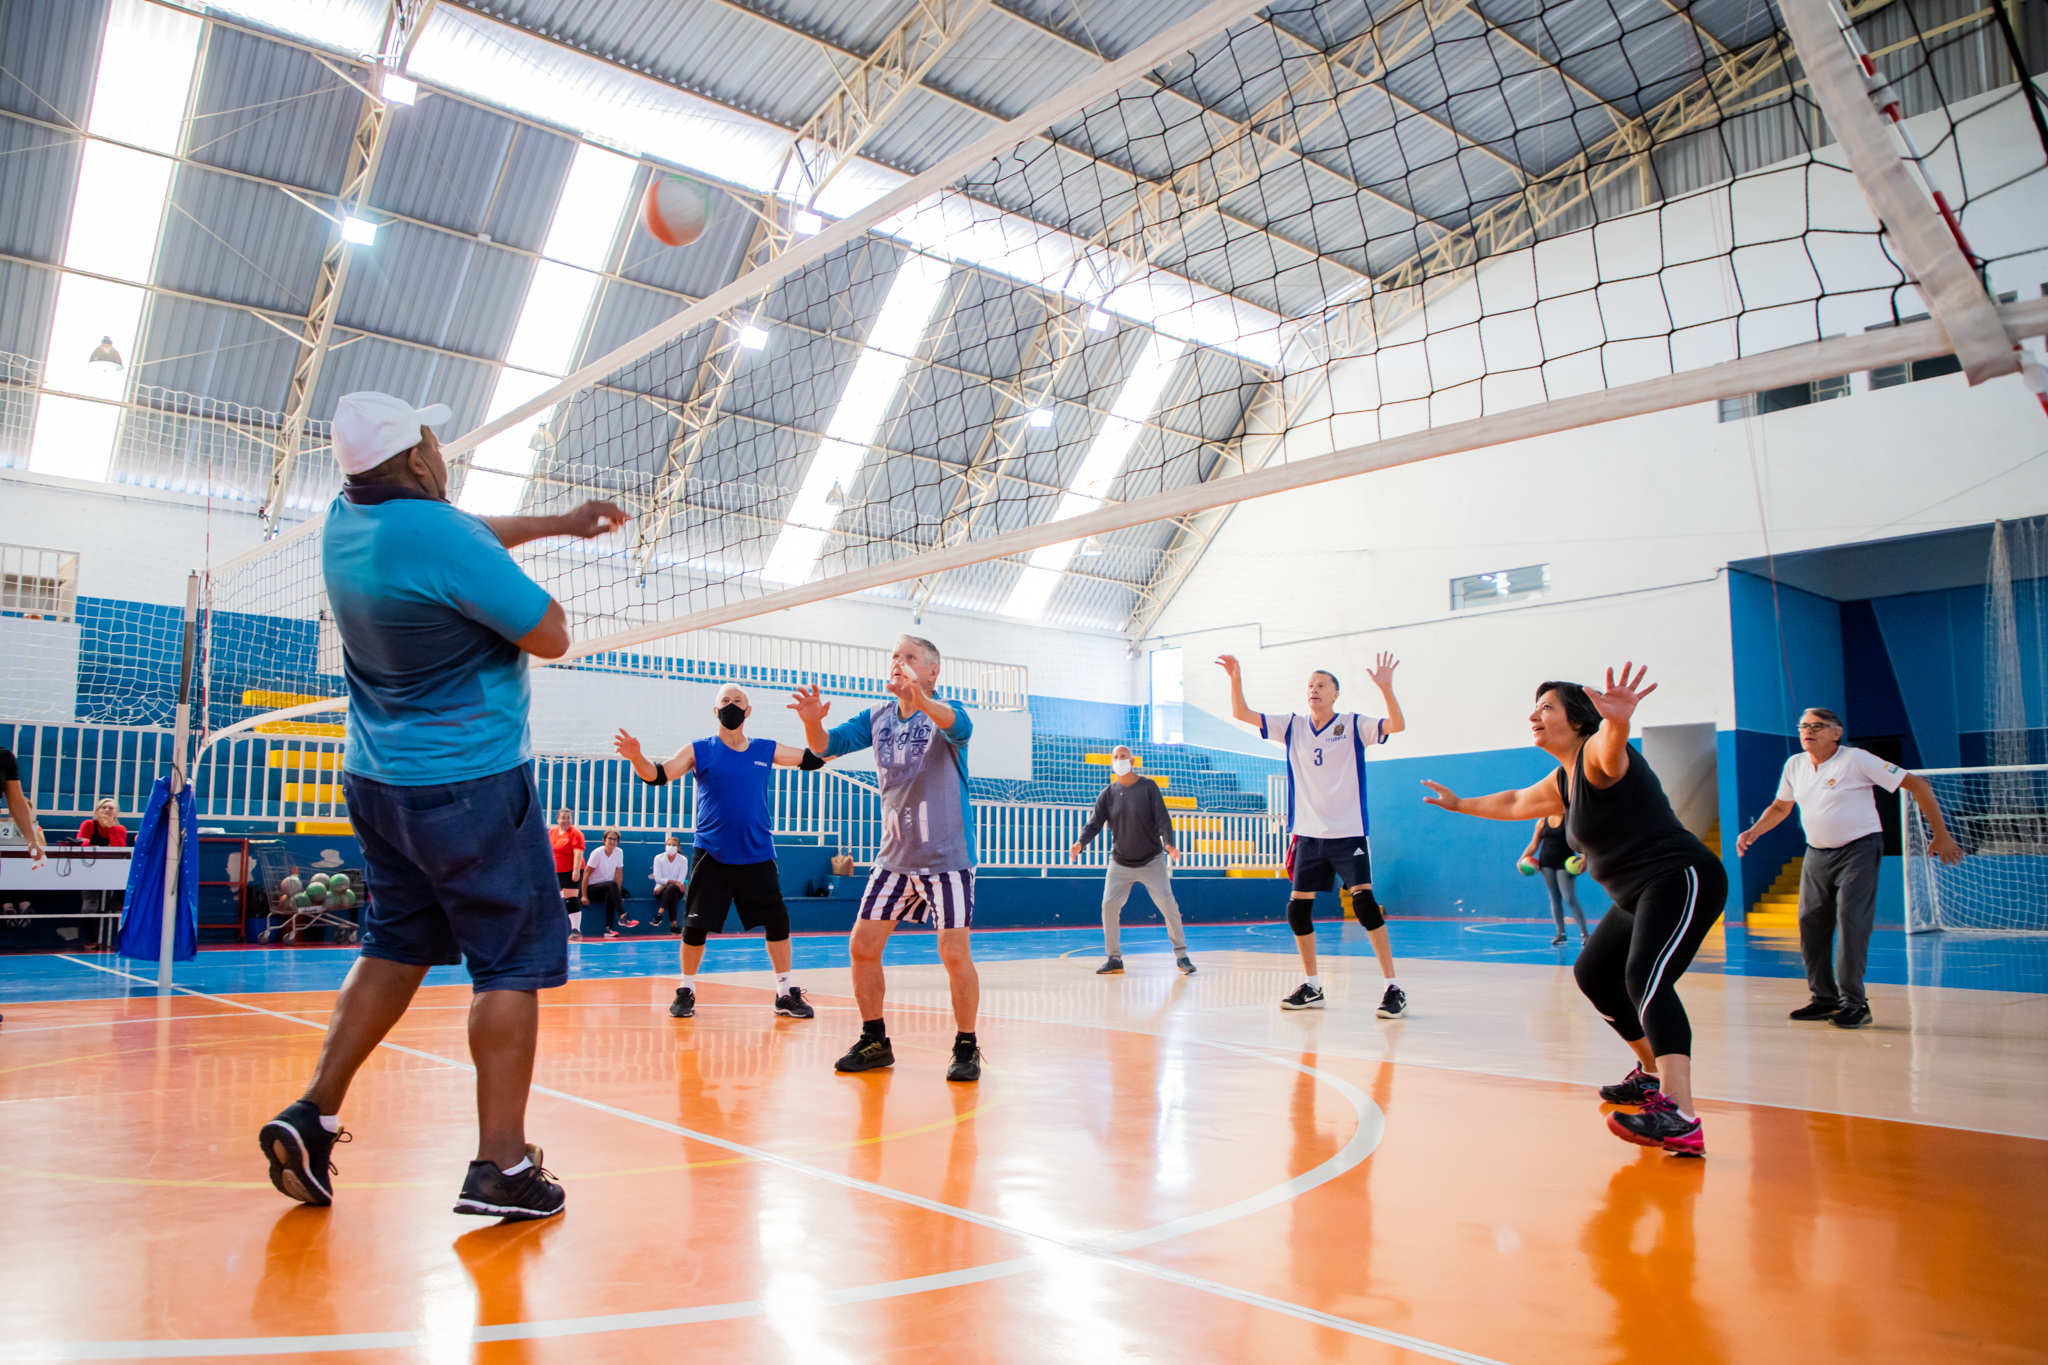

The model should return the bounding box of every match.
[260,392,624,1221]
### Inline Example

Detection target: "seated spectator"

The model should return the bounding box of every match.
[650,834,687,933]
[77,799,128,847]
[582,828,628,937]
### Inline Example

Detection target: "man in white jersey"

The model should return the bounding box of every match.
[791,635,983,1083]
[1217,652,1408,1015]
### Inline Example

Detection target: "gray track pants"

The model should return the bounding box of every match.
[1102,855,1186,955]
[1799,833,1882,1009]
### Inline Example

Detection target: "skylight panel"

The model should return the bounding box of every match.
[759,252,954,586]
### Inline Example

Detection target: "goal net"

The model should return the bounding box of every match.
[1905,766,2048,934]
[181,0,2046,762]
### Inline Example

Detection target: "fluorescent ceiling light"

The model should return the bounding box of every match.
[793,210,823,235]
[1000,333,1186,620]
[738,325,770,351]
[340,215,378,246]
[63,142,176,282]
[381,71,418,106]
[760,252,953,585]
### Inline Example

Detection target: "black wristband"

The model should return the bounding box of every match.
[646,760,669,787]
[798,749,825,771]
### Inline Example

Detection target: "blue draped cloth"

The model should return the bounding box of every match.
[116,776,197,962]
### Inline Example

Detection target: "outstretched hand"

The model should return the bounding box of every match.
[788,684,831,726]
[558,500,629,539]
[1365,651,1399,689]
[612,728,643,762]
[1420,779,1460,812]
[1214,653,1242,681]
[1586,663,1657,726]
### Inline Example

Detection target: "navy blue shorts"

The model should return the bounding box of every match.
[344,764,568,992]
[1289,835,1371,894]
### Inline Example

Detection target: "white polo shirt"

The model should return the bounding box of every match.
[1260,710,1387,840]
[585,845,624,885]
[1776,746,1908,849]
[651,850,687,885]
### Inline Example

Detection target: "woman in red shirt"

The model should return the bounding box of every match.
[549,809,585,934]
[78,798,128,847]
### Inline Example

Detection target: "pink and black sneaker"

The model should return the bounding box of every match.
[1598,1065,1661,1105]
[1607,1094,1704,1157]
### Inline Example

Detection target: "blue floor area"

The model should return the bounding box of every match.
[3,917,2044,1005]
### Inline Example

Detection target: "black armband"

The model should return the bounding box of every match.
[798,749,825,771]
[644,761,669,787]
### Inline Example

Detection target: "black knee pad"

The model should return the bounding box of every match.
[760,903,791,942]
[1350,886,1384,931]
[1287,896,1316,936]
[682,924,710,947]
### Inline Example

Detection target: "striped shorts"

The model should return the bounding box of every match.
[857,867,975,930]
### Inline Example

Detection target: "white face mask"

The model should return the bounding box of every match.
[1111,757,1134,776]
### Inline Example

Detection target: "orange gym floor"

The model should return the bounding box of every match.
[1,938,2043,1363]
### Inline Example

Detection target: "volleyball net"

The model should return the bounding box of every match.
[180,0,2048,754]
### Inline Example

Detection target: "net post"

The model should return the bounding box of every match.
[159,572,198,991]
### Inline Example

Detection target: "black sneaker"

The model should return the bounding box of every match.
[1830,1004,1872,1029]
[1376,986,1408,1019]
[1789,1000,1840,1021]
[259,1098,347,1207]
[775,986,815,1019]
[946,1039,983,1083]
[1551,931,1568,946]
[1095,956,1124,974]
[1599,1065,1662,1105]
[835,1036,895,1072]
[1175,953,1197,976]
[1280,983,1325,1010]
[669,987,696,1018]
[1607,1095,1705,1157]
[454,1146,565,1221]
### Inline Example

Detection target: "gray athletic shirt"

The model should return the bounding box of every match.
[825,701,976,873]
[1078,777,1175,867]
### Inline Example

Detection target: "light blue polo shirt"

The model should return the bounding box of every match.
[322,485,552,786]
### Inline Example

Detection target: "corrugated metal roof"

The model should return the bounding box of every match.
[133,296,296,409]
[157,163,327,314]
[375,96,577,249]
[0,117,79,264]
[0,0,105,127]
[185,25,359,194]
[334,220,537,358]
[0,256,58,360]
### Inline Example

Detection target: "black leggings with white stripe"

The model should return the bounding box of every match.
[1574,857,1727,1058]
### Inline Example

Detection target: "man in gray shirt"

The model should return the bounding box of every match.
[1072,745,1196,977]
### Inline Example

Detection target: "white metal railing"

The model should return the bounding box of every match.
[557,625,1028,711]
[974,799,1284,870]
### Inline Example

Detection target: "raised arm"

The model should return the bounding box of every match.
[1366,652,1406,735]
[483,500,628,551]
[1581,663,1658,787]
[613,729,694,783]
[1422,774,1566,822]
[1213,654,1261,728]
[788,685,836,755]
[771,742,827,770]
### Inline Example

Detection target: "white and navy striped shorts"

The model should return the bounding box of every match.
[857,867,975,930]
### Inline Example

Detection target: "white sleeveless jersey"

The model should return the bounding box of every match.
[1261,711,1386,839]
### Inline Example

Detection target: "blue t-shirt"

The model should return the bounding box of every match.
[322,486,551,786]
[825,702,974,873]
[690,735,778,865]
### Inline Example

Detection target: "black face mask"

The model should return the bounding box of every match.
[717,702,746,731]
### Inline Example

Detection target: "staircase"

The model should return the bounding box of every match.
[1747,854,1803,935]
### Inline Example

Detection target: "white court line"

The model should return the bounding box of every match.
[3,957,1512,1365]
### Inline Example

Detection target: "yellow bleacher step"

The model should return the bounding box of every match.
[282,783,345,803]
[295,820,354,835]
[267,751,343,769]
[1083,752,1143,767]
[242,689,337,709]
[256,721,347,737]
[1226,866,1279,877]
[1162,795,1197,809]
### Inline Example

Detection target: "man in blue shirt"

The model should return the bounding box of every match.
[613,683,826,1021]
[259,391,623,1223]
[791,634,982,1083]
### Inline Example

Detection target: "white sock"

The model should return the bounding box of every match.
[777,972,793,990]
[1305,975,1321,990]
[501,1157,532,1175]
[318,1114,341,1133]
[680,975,696,992]
[1676,1108,1697,1122]
[1385,978,1400,990]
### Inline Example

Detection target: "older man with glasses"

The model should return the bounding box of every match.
[1737,708,1962,1028]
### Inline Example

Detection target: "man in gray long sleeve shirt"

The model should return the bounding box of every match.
[1070,745,1196,977]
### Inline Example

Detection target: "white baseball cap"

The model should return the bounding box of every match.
[332,391,453,475]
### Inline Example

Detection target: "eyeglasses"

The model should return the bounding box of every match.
[1797,723,1836,732]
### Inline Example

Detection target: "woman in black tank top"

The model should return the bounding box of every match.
[1422,664,1726,1158]
[1521,815,1585,943]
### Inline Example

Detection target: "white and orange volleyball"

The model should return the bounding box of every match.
[642,172,713,247]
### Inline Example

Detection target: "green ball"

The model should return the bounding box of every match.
[339,890,357,909]
[327,873,350,891]
[1517,858,1537,876]
[305,884,327,903]
[293,891,311,908]
[1564,854,1585,875]
[308,873,330,888]
[281,876,303,895]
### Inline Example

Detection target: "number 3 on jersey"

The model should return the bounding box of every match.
[1313,747,1324,766]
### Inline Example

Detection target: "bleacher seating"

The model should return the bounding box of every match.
[969,734,1279,812]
